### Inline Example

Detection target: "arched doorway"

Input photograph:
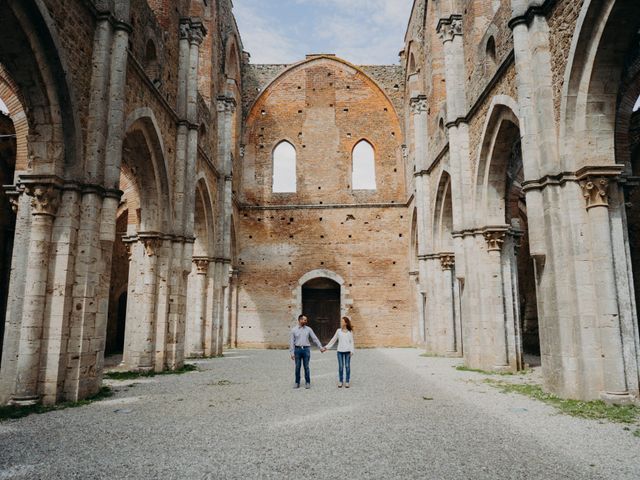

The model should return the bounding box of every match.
[302,278,341,344]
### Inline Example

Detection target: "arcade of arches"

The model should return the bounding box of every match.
[0,0,639,406]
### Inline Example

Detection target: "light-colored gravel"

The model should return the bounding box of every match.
[0,348,638,479]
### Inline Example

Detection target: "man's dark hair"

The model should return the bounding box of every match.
[298,314,306,321]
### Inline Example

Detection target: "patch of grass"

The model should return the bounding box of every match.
[420,352,440,358]
[103,363,198,380]
[455,365,531,376]
[485,379,640,424]
[0,386,113,422]
[633,429,640,438]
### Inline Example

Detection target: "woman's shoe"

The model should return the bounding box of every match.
[345,383,350,388]
[338,382,343,388]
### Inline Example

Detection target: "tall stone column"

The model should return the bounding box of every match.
[187,257,209,357]
[216,96,236,349]
[440,254,458,355]
[483,228,509,369]
[229,268,239,348]
[0,189,30,404]
[122,235,161,371]
[411,95,431,345]
[580,176,631,402]
[438,15,469,277]
[11,184,60,404]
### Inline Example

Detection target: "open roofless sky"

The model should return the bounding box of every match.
[233,0,414,65]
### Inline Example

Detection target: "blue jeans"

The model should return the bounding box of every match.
[294,347,311,385]
[337,351,351,383]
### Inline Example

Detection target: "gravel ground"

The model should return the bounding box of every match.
[0,348,639,480]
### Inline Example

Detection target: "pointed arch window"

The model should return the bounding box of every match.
[272,141,297,193]
[352,140,376,190]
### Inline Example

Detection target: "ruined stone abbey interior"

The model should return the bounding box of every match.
[1,0,640,407]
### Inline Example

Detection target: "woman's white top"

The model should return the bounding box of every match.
[325,329,355,353]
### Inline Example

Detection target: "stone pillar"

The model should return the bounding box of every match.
[579,176,631,401]
[438,15,469,277]
[0,189,30,404]
[229,268,239,348]
[122,235,161,371]
[483,228,510,369]
[11,184,60,404]
[187,257,209,357]
[440,254,458,355]
[411,95,431,345]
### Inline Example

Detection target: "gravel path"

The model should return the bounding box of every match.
[0,348,638,479]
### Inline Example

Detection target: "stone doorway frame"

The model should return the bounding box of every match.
[293,269,353,322]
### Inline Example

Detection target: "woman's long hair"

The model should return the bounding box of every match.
[343,316,353,332]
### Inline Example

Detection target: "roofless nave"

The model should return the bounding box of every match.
[0,0,639,406]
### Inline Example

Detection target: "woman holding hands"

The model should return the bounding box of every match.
[325,316,355,388]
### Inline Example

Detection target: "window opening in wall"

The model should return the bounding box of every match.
[272,141,297,193]
[634,95,640,112]
[486,36,497,67]
[144,39,161,86]
[352,140,376,190]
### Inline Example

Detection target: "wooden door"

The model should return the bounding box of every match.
[302,287,340,344]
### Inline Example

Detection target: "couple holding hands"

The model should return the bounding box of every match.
[289,314,355,389]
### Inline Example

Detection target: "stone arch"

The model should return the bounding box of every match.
[294,269,352,321]
[122,110,171,233]
[224,34,242,93]
[433,170,454,252]
[193,176,216,257]
[559,0,640,170]
[0,0,82,177]
[474,98,522,225]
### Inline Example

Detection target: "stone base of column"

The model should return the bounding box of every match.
[445,350,461,358]
[600,391,635,405]
[10,395,40,406]
[188,350,205,358]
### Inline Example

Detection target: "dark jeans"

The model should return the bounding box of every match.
[294,346,311,385]
[337,351,351,383]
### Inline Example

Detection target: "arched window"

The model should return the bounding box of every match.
[145,39,160,85]
[352,140,376,190]
[486,36,496,66]
[0,98,8,115]
[272,141,297,193]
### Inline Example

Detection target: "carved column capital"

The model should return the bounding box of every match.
[193,257,210,274]
[217,95,236,114]
[179,20,191,41]
[483,227,508,252]
[189,22,206,46]
[580,177,610,209]
[141,237,162,257]
[410,95,428,115]
[440,254,455,271]
[25,184,60,217]
[437,15,463,43]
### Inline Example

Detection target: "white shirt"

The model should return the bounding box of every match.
[325,329,355,353]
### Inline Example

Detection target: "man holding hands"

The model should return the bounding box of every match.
[290,315,326,389]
